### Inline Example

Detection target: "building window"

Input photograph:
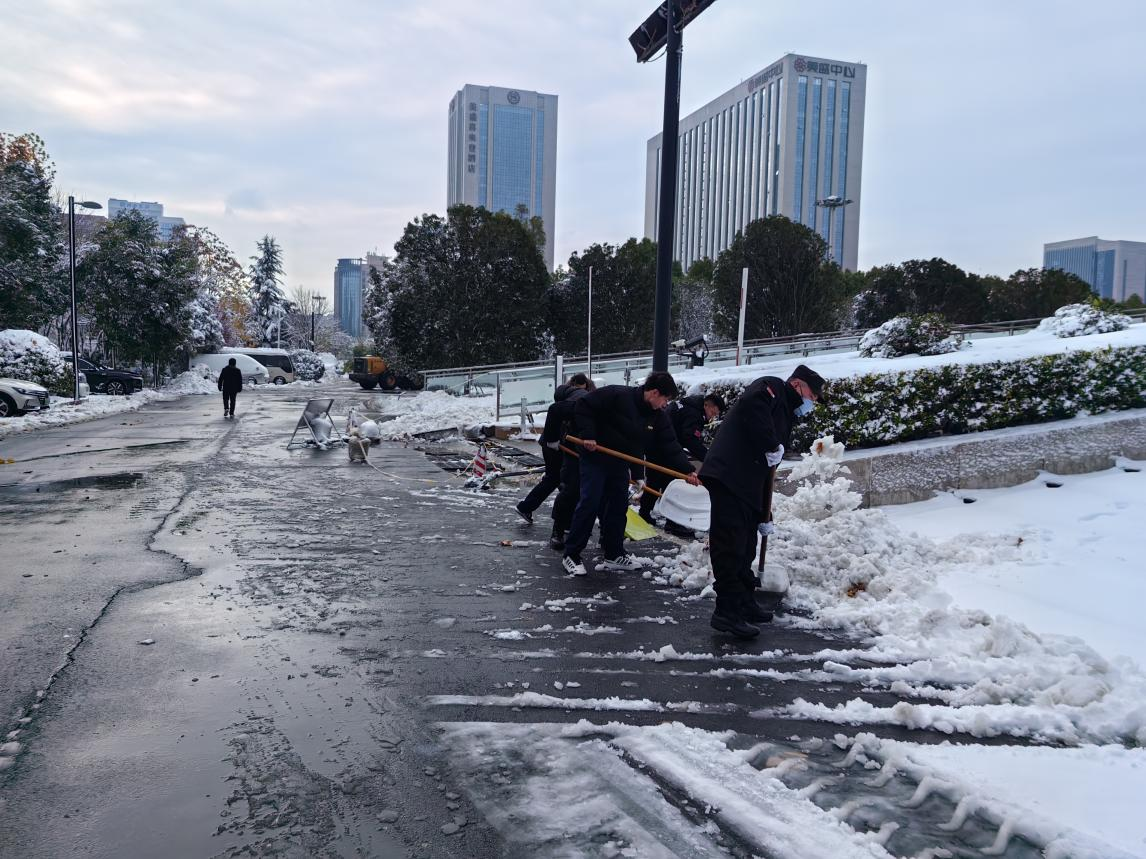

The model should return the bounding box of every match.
[534,110,545,219]
[834,81,851,263]
[478,103,489,206]
[808,78,822,231]
[492,104,533,216]
[821,80,836,243]
[794,75,808,225]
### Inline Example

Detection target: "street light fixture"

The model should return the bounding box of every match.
[630,0,720,371]
[68,196,102,404]
[814,195,852,265]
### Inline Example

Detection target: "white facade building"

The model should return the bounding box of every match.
[107,198,186,242]
[1044,237,1146,302]
[645,53,867,271]
[447,84,558,269]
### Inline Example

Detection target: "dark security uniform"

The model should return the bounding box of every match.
[564,385,693,562]
[698,376,799,615]
[217,364,243,416]
[518,384,583,518]
[639,394,710,519]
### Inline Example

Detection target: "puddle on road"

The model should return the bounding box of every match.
[0,471,145,494]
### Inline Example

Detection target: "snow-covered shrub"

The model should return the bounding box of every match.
[859,314,965,358]
[289,348,324,381]
[0,329,69,393]
[1036,303,1132,338]
[689,344,1146,452]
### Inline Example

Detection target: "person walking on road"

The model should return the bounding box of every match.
[217,357,244,419]
[562,372,700,578]
[515,374,592,528]
[699,364,826,639]
[638,392,725,527]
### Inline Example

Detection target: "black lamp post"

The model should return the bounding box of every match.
[630,0,719,371]
[814,195,852,264]
[68,196,102,404]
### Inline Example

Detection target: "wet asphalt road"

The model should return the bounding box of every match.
[0,383,1007,858]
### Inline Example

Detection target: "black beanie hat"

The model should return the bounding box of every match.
[789,364,827,402]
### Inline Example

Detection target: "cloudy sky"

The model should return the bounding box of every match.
[3,0,1144,302]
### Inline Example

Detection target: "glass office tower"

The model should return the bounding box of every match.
[448,84,558,269]
[645,53,867,272]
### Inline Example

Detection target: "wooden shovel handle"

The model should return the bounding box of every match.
[757,464,778,570]
[560,443,662,497]
[565,436,692,481]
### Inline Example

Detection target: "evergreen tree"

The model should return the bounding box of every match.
[182,226,251,346]
[368,205,548,368]
[79,211,198,380]
[248,235,287,345]
[0,133,67,330]
[854,258,989,327]
[987,268,1095,321]
[711,216,847,339]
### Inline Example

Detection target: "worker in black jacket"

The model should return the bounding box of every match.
[562,372,699,577]
[217,358,244,418]
[699,364,826,639]
[638,392,725,525]
[515,374,592,526]
[545,377,597,550]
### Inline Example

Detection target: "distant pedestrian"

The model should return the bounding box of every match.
[562,372,699,578]
[217,358,243,419]
[699,364,826,639]
[638,392,725,527]
[515,374,592,527]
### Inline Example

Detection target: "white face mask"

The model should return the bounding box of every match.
[794,398,815,418]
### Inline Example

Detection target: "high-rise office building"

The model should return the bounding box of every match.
[333,258,366,338]
[447,84,558,269]
[1044,237,1146,302]
[645,53,867,272]
[107,198,186,242]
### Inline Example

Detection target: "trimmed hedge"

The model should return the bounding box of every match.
[690,345,1146,452]
[858,314,965,358]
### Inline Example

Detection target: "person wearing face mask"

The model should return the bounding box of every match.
[699,364,826,638]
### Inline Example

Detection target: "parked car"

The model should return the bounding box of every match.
[190,353,269,386]
[0,378,51,417]
[60,353,144,395]
[222,348,296,384]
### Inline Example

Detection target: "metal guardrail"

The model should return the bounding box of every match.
[422,310,1146,420]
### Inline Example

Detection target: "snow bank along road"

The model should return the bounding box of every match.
[0,381,1139,858]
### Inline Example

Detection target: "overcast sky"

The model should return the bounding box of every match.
[3,0,1144,302]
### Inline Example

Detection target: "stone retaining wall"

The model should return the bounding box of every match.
[777,409,1146,507]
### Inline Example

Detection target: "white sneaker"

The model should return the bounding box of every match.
[600,553,642,572]
[562,555,588,577]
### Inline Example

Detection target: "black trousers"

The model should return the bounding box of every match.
[551,451,581,532]
[701,475,758,612]
[518,446,562,514]
[637,469,672,517]
[221,391,237,414]
[563,453,628,561]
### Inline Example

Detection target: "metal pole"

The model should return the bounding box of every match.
[68,196,80,404]
[587,265,593,375]
[651,0,681,372]
[736,267,748,366]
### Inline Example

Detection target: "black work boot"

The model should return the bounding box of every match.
[549,526,565,551]
[710,601,760,639]
[740,596,774,625]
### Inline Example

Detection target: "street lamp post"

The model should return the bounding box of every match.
[814,195,853,265]
[68,196,102,404]
[630,0,720,371]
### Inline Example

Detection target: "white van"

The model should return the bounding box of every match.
[223,347,296,385]
[190,353,269,386]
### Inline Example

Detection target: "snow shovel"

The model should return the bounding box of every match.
[755,464,789,610]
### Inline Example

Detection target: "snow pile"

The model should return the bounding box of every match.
[858,315,966,358]
[1036,303,1133,338]
[163,370,217,395]
[317,352,340,377]
[0,329,68,392]
[288,348,324,381]
[650,440,1146,745]
[373,390,496,439]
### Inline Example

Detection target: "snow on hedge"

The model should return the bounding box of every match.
[289,348,324,381]
[1036,303,1132,338]
[858,314,966,359]
[647,442,1146,746]
[0,329,68,393]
